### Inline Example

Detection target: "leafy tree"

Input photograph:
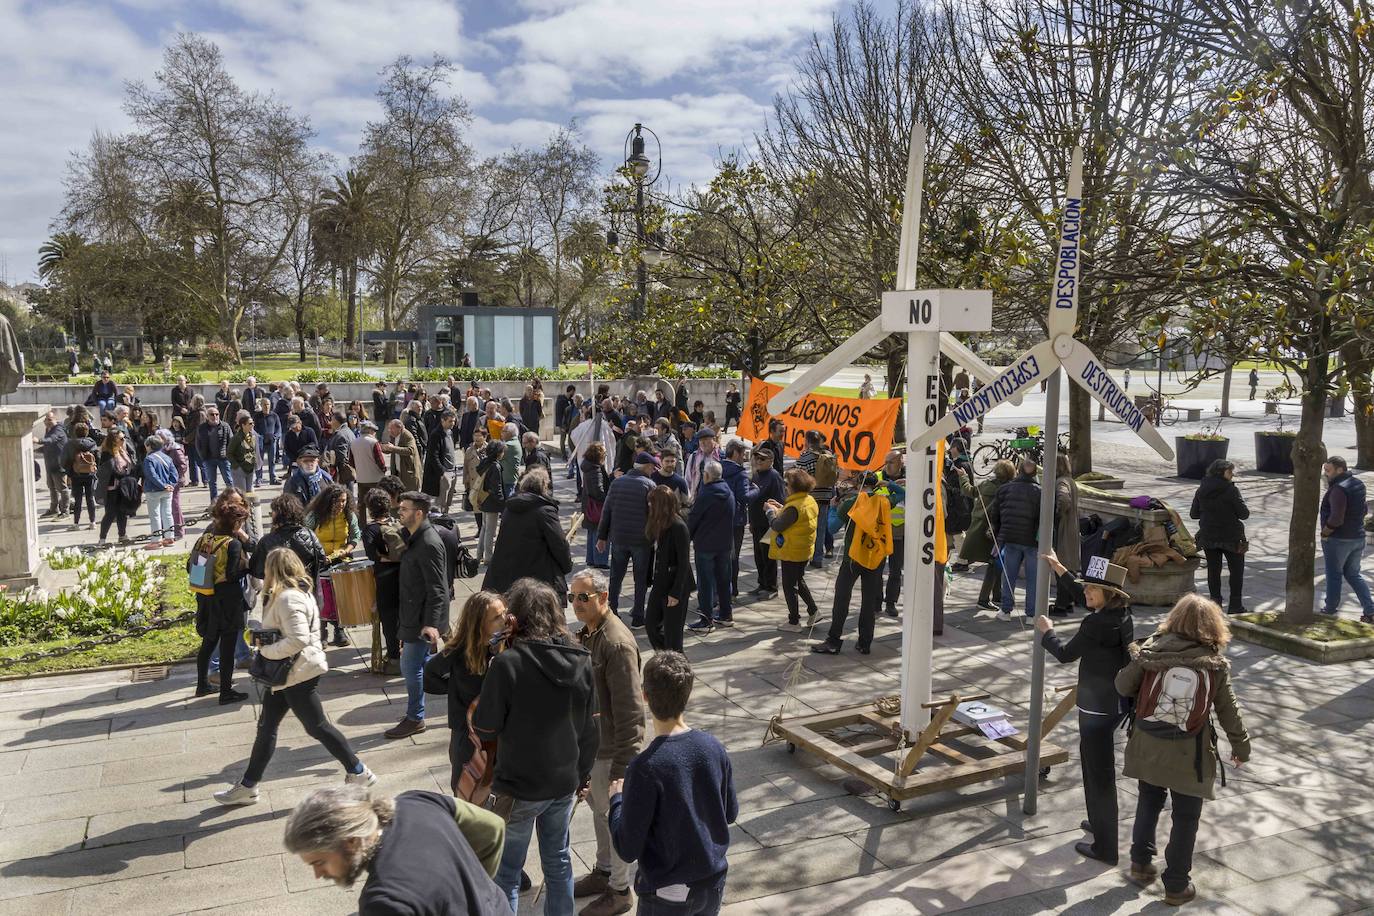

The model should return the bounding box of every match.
[313,170,377,356]
[1129,0,1374,622]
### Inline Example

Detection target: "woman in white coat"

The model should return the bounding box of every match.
[214,548,375,805]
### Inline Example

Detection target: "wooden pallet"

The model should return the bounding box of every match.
[765,686,1078,810]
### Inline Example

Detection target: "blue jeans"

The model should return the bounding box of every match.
[209,630,252,673]
[96,398,116,415]
[205,457,232,500]
[585,533,609,567]
[999,542,1038,617]
[637,872,727,916]
[496,794,575,916]
[258,435,279,483]
[400,639,431,721]
[1321,536,1374,617]
[609,543,651,620]
[695,550,732,620]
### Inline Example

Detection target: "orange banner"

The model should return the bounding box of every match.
[738,377,900,472]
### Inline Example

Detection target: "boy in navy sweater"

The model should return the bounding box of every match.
[609,651,737,915]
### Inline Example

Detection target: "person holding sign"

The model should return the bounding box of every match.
[1034,551,1135,867]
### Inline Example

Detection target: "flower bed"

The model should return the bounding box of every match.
[0,549,166,647]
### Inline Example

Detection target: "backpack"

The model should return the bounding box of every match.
[1135,664,1214,739]
[74,448,97,476]
[943,468,973,534]
[814,450,838,489]
[187,534,234,596]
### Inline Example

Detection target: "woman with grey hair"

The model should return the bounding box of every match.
[482,467,573,600]
[283,785,507,912]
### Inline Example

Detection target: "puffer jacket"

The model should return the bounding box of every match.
[596,469,655,548]
[990,470,1040,547]
[1190,475,1249,551]
[720,459,756,528]
[1115,632,1251,800]
[255,586,329,691]
[483,491,573,598]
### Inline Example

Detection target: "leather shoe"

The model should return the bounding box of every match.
[1074,840,1116,865]
[384,718,426,739]
[1129,861,1159,885]
[810,641,841,655]
[579,887,632,916]
[573,868,609,898]
[1164,883,1196,906]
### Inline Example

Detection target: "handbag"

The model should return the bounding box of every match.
[457,544,480,579]
[248,650,296,687]
[456,697,497,805]
[585,497,604,525]
[1236,537,1249,556]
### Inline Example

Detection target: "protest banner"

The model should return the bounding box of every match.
[739,377,900,471]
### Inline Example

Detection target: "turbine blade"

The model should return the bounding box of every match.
[1046,147,1084,339]
[1060,340,1175,461]
[909,339,1059,452]
[766,318,889,415]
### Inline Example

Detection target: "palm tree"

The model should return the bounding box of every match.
[313,170,375,356]
[37,232,94,351]
[152,179,215,257]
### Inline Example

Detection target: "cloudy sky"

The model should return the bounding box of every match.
[0,0,868,284]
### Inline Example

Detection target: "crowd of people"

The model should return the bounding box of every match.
[27,365,1374,913]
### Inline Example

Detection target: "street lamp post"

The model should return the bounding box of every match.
[608,123,663,320]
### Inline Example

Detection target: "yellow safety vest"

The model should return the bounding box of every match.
[876,470,905,528]
[769,492,819,562]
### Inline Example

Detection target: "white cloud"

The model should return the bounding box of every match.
[492,0,838,86]
[494,62,575,110]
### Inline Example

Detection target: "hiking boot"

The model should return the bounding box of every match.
[579,887,632,916]
[385,718,426,739]
[1164,883,1196,906]
[213,782,259,806]
[1128,861,1159,885]
[573,868,610,898]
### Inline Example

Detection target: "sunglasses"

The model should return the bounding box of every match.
[571,591,603,603]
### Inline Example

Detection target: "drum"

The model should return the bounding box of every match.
[330,560,377,627]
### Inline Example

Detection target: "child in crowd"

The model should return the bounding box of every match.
[609,651,737,916]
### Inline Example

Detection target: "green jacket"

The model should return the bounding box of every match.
[1115,633,1251,800]
[228,429,257,474]
[959,478,1004,564]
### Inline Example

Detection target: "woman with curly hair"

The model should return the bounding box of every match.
[190,488,257,703]
[306,483,360,647]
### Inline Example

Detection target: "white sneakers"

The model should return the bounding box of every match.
[995,611,1012,622]
[213,783,259,806]
[214,766,373,806]
[345,767,378,787]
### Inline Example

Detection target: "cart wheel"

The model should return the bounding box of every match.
[888,797,902,812]
[1039,766,1052,779]
[786,742,797,755]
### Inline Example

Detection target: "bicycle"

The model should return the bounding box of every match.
[1141,397,1181,426]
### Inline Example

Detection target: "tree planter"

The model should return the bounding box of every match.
[1175,437,1229,479]
[1327,398,1347,418]
[1254,431,1297,474]
[1230,614,1374,664]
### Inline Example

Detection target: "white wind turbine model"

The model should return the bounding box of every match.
[907,146,1175,813]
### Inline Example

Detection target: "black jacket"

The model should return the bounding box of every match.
[196,421,232,461]
[653,517,695,596]
[473,638,599,801]
[1041,586,1133,715]
[191,535,255,637]
[476,456,508,514]
[424,648,486,775]
[249,524,326,586]
[596,470,654,548]
[421,429,455,496]
[1190,475,1249,550]
[397,522,449,640]
[748,468,785,531]
[483,492,573,597]
[357,790,507,916]
[991,471,1041,547]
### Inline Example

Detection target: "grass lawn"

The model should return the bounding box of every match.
[1233,611,1374,642]
[0,556,200,679]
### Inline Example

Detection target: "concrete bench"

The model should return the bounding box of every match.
[1078,494,1199,607]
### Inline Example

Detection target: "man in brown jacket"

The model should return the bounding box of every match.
[571,567,645,916]
[380,418,422,492]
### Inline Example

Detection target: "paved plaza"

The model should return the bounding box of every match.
[2,400,1373,915]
